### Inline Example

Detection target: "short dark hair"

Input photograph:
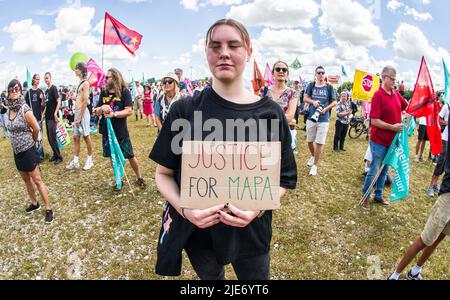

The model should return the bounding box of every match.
[7,79,22,96]
[45,72,52,78]
[315,66,325,73]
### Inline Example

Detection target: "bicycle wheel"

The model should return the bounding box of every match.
[349,122,364,139]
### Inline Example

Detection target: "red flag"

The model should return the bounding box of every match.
[103,12,143,56]
[252,60,265,95]
[406,56,442,155]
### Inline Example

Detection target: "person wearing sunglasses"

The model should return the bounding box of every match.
[5,79,53,223]
[304,66,337,176]
[94,68,146,191]
[149,19,297,280]
[154,73,181,131]
[268,61,299,152]
[361,66,408,210]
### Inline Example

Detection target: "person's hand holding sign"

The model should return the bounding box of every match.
[218,203,260,228]
[182,204,224,229]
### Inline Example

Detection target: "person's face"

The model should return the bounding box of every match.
[44,74,51,86]
[273,63,288,82]
[162,78,175,93]
[105,72,113,88]
[315,68,325,81]
[175,71,182,79]
[206,24,250,84]
[8,84,21,100]
[382,71,397,91]
[75,68,81,77]
[340,93,348,102]
[33,76,40,87]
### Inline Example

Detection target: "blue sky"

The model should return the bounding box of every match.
[0,0,449,90]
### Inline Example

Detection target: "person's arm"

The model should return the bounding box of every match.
[371,118,403,132]
[53,87,61,122]
[75,82,90,127]
[285,98,298,123]
[24,111,40,142]
[155,164,223,229]
[440,117,448,127]
[304,88,320,107]
[321,100,337,115]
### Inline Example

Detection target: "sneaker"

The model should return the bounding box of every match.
[45,210,54,224]
[25,203,41,214]
[309,165,318,176]
[419,156,425,162]
[407,270,423,280]
[360,198,371,210]
[66,159,80,170]
[387,273,399,280]
[374,197,390,206]
[54,158,63,165]
[49,156,57,162]
[136,177,147,189]
[83,159,94,171]
[113,185,123,193]
[426,187,434,197]
[433,184,440,194]
[307,157,315,167]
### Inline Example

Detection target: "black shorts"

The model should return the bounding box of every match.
[418,125,428,141]
[14,146,39,173]
[102,136,135,159]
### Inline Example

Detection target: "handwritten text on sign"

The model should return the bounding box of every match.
[180,141,281,211]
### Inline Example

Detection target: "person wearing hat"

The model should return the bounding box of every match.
[154,72,181,131]
[142,83,156,127]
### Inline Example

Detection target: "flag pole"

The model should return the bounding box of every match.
[117,155,136,199]
[102,43,105,71]
[359,164,386,208]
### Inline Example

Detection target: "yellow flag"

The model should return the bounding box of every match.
[351,70,380,102]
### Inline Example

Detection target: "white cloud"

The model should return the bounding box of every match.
[3,19,61,54]
[393,23,449,64]
[180,0,199,11]
[207,0,241,5]
[0,47,4,55]
[419,0,431,5]
[67,35,102,55]
[226,0,320,29]
[404,7,432,21]
[319,0,386,48]
[192,38,206,54]
[387,0,404,11]
[55,6,95,37]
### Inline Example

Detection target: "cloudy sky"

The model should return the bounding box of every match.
[0,0,449,90]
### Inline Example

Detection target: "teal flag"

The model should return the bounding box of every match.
[107,118,126,189]
[131,77,135,99]
[443,60,450,104]
[26,67,32,88]
[407,116,416,136]
[383,122,410,202]
[290,57,302,70]
[142,72,145,85]
[341,65,348,78]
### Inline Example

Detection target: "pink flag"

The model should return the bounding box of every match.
[183,78,194,96]
[264,63,275,87]
[87,58,105,89]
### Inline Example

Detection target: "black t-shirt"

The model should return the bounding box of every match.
[45,85,59,121]
[25,88,44,121]
[149,88,298,276]
[0,96,6,114]
[97,89,133,139]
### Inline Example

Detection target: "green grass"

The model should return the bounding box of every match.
[0,115,448,280]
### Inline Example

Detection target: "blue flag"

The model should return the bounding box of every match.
[107,118,126,189]
[407,116,416,137]
[383,122,410,202]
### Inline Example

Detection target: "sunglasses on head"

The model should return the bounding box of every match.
[8,85,21,93]
[275,67,288,73]
[163,80,174,85]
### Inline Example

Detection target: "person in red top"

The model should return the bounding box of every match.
[361,66,409,210]
[399,80,405,96]
[142,83,156,127]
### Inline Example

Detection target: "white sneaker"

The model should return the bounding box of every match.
[83,159,94,171]
[414,155,419,162]
[66,160,80,170]
[310,165,318,176]
[307,157,315,167]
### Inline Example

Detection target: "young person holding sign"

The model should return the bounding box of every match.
[149,19,297,280]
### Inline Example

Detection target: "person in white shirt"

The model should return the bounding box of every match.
[427,92,448,196]
[414,116,428,162]
[133,81,144,121]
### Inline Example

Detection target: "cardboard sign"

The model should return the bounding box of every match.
[180,141,281,211]
[352,70,380,102]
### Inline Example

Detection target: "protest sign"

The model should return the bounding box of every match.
[352,70,380,102]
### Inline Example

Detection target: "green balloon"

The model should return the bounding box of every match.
[70,52,88,71]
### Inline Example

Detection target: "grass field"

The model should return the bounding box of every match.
[0,115,448,280]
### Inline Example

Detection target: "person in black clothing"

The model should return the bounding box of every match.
[44,72,63,164]
[0,91,8,138]
[149,19,297,280]
[94,68,146,191]
[24,74,45,162]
